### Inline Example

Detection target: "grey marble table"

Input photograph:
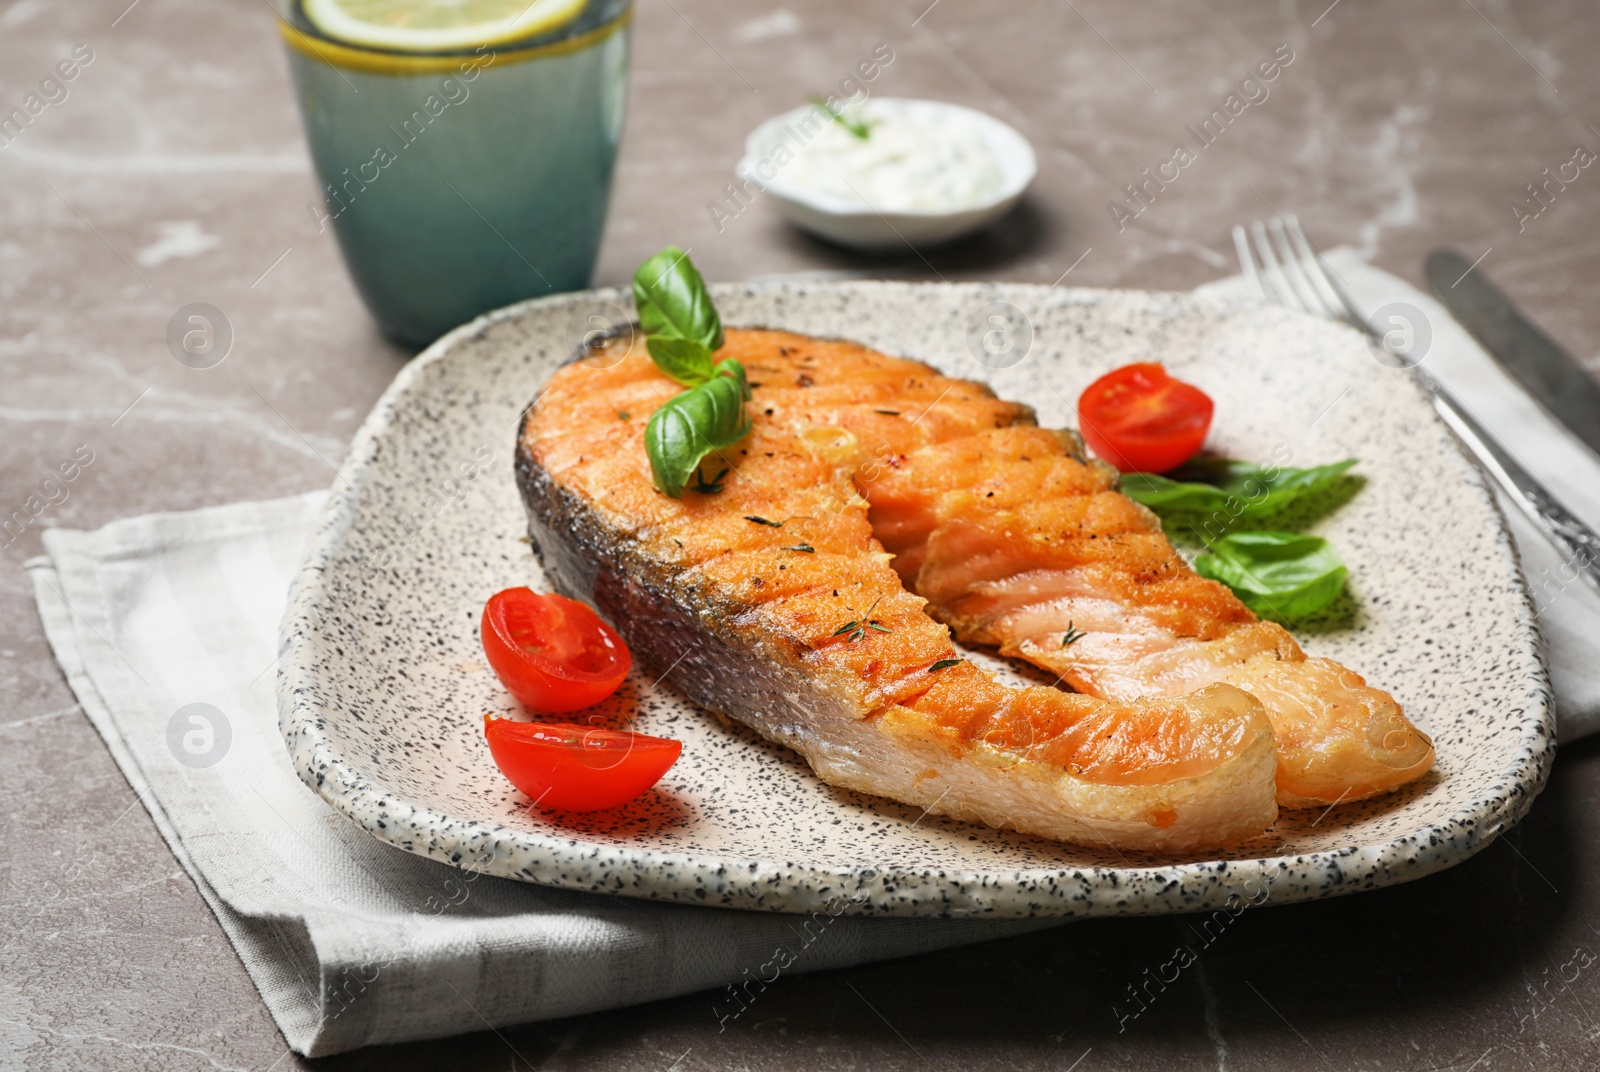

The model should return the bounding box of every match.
[4,0,1600,1068]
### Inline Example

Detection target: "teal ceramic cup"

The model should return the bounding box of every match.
[280,1,631,346]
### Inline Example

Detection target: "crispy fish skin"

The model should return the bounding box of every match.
[517,329,1278,851]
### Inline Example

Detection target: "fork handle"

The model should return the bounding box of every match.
[1427,383,1600,596]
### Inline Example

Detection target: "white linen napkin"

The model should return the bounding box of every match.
[1195,249,1600,740]
[29,493,1051,1057]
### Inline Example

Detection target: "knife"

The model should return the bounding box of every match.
[1426,248,1600,460]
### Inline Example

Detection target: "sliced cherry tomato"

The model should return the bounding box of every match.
[1077,362,1215,474]
[481,587,631,713]
[483,716,682,811]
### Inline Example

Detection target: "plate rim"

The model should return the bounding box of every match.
[278,278,1557,918]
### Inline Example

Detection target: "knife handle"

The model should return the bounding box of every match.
[1428,386,1600,597]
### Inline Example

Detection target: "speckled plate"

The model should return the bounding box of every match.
[278,281,1554,919]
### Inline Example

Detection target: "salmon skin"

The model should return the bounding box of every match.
[516,327,1419,850]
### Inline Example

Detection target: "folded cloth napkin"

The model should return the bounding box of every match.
[29,494,1051,1057]
[28,254,1599,1056]
[1196,249,1600,740]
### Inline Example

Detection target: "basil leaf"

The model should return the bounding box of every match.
[646,360,752,498]
[1195,458,1357,515]
[632,246,724,367]
[1193,531,1348,621]
[1122,458,1356,520]
[1119,472,1233,514]
[645,335,715,388]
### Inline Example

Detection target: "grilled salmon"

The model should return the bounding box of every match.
[862,415,1435,807]
[516,327,1426,848]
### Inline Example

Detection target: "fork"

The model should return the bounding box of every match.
[1233,215,1600,595]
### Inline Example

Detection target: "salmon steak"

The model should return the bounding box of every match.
[515,327,1434,852]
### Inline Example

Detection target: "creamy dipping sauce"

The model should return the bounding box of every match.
[766,99,1008,214]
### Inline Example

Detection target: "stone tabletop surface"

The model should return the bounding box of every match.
[5,0,1600,1068]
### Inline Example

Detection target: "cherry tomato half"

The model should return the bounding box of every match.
[1077,362,1215,474]
[483,716,682,811]
[481,588,631,713]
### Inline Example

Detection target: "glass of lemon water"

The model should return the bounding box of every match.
[279,0,631,346]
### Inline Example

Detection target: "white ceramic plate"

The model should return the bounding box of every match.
[278,281,1554,919]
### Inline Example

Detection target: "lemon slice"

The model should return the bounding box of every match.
[303,0,588,53]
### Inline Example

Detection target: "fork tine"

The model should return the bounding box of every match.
[1285,216,1374,333]
[1231,224,1268,303]
[1249,220,1302,312]
[1281,214,1347,319]
[1266,217,1325,313]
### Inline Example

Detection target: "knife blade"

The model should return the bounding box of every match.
[1426,248,1600,460]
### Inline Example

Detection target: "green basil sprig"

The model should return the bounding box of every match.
[629,247,753,498]
[632,246,724,386]
[645,359,752,498]
[1193,531,1348,622]
[1121,458,1356,520]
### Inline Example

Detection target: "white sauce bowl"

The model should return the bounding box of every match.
[737,98,1037,251]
